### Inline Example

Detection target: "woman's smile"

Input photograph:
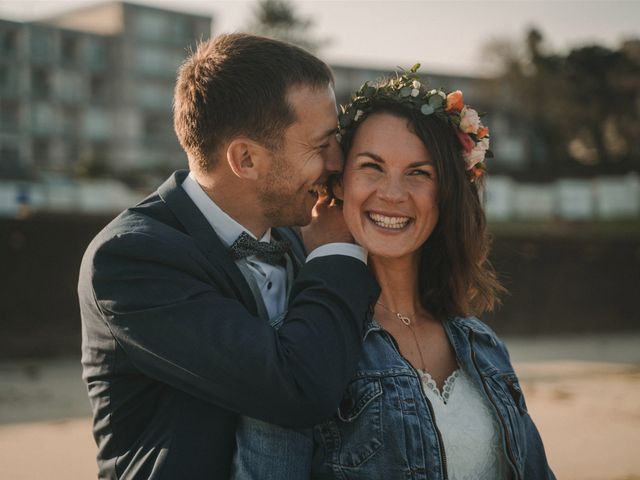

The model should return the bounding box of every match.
[366,211,414,231]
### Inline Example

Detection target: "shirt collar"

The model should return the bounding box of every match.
[181,171,271,247]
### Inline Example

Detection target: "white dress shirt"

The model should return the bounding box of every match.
[182,172,366,320]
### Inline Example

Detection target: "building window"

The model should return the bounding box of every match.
[31,103,56,135]
[0,100,20,132]
[61,34,79,65]
[31,67,52,99]
[30,27,55,64]
[0,66,19,97]
[58,69,86,103]
[132,10,170,42]
[84,37,108,71]
[32,138,51,167]
[82,107,110,140]
[89,74,108,101]
[60,107,79,136]
[134,45,186,77]
[142,112,172,140]
[1,26,19,59]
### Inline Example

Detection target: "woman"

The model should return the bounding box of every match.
[232,65,555,480]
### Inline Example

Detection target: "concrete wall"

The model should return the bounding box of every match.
[1,214,639,358]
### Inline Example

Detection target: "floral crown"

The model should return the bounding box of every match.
[337,64,492,180]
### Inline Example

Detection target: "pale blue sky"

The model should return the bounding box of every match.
[1,0,638,75]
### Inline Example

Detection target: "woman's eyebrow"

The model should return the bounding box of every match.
[408,160,434,167]
[355,151,385,163]
[356,153,433,168]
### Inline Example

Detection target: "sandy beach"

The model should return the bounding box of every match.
[1,333,639,479]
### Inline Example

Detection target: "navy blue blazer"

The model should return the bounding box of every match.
[78,170,379,479]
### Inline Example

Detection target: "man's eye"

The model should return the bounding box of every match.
[317,143,330,150]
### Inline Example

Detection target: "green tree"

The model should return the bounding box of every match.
[484,29,640,177]
[246,0,326,52]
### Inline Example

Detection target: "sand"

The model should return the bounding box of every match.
[1,335,639,479]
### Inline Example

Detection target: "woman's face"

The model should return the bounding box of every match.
[340,112,439,260]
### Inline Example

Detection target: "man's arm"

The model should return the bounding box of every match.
[83,230,379,427]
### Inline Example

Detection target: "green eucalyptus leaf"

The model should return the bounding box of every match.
[420,104,435,115]
[428,95,444,109]
[410,63,420,73]
[400,86,412,97]
[363,86,376,97]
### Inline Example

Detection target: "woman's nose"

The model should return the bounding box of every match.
[377,176,408,202]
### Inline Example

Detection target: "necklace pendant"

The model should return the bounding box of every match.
[396,313,411,326]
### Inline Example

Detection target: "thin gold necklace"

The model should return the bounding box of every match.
[377,301,427,372]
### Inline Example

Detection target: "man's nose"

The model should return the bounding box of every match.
[324,141,344,174]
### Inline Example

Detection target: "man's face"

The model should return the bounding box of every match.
[258,83,343,227]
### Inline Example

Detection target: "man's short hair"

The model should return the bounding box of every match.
[173,33,334,172]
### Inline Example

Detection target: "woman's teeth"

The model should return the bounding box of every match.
[368,212,411,229]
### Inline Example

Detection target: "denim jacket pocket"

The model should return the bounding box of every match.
[316,376,384,468]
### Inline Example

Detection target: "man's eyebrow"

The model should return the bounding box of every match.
[312,127,338,143]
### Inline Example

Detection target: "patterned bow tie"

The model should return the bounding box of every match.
[229,231,291,265]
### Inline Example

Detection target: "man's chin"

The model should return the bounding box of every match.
[270,211,312,228]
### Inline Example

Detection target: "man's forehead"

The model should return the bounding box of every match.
[286,84,338,137]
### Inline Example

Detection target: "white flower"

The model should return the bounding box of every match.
[463,138,490,169]
[410,88,420,97]
[412,80,421,89]
[437,90,446,99]
[354,109,364,121]
[428,89,437,95]
[459,106,480,134]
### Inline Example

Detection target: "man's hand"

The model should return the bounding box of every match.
[301,196,354,253]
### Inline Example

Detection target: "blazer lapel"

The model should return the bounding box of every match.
[157,170,258,315]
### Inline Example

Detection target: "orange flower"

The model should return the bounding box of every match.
[473,166,484,178]
[445,90,464,112]
[477,126,489,139]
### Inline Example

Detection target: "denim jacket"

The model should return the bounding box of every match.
[233,316,555,480]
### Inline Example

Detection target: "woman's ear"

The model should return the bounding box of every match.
[225,138,266,181]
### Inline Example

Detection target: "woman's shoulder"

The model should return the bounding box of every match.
[448,315,501,342]
[448,315,513,364]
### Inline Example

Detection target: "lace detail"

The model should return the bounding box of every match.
[418,369,459,405]
[421,369,511,480]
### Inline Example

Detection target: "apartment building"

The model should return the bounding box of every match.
[0,2,211,179]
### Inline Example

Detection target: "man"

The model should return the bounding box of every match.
[78,33,379,478]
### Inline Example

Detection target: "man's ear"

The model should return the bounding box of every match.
[225,138,267,180]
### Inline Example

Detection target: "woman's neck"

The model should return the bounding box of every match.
[369,253,422,316]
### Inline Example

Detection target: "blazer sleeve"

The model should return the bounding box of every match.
[82,230,379,427]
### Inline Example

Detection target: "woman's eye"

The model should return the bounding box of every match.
[409,169,431,177]
[361,162,382,171]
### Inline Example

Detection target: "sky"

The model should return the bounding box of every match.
[1,0,639,75]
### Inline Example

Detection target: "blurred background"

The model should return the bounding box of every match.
[0,0,638,478]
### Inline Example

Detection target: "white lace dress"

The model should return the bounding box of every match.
[418,369,511,480]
